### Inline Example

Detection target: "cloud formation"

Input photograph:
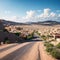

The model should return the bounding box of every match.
[3,8,60,23]
[38,8,50,18]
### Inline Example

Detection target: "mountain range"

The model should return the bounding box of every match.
[0,19,60,26]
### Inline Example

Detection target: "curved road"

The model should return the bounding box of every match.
[0,33,41,60]
[0,33,56,60]
[0,42,41,60]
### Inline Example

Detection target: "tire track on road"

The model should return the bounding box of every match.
[37,43,41,60]
[1,42,34,60]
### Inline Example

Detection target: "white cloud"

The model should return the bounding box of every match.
[25,10,35,19]
[2,8,60,22]
[22,10,36,22]
[38,8,50,18]
[44,8,50,16]
[50,12,56,17]
[37,8,60,21]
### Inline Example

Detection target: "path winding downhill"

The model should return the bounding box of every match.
[0,42,40,60]
[0,33,56,60]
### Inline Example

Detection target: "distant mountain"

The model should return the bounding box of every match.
[42,20,60,23]
[0,19,60,26]
[29,20,60,26]
[0,19,28,26]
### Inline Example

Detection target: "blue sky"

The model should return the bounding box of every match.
[0,0,60,22]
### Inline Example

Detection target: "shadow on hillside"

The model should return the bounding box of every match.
[0,20,42,45]
[0,21,28,44]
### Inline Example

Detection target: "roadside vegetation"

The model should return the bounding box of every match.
[4,37,10,44]
[41,35,47,40]
[26,32,34,40]
[36,30,60,59]
[0,26,35,44]
[14,32,21,36]
[44,41,60,59]
[36,31,41,36]
[56,43,60,49]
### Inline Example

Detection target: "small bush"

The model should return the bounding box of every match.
[4,37,10,44]
[41,35,47,40]
[5,40,10,44]
[51,49,60,59]
[45,41,60,59]
[44,42,54,47]
[44,42,48,46]
[26,32,34,40]
[27,33,34,40]
[46,47,53,52]
[56,43,60,49]
[45,42,54,53]
[15,32,21,36]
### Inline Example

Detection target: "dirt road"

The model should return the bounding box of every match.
[0,42,40,60]
[0,33,56,60]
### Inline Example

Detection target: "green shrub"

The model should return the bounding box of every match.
[4,37,10,44]
[46,47,53,52]
[27,34,33,39]
[44,42,54,47]
[45,42,54,52]
[41,35,47,40]
[5,40,10,44]
[15,32,21,36]
[51,49,60,59]
[27,32,34,40]
[45,42,60,59]
[44,42,48,46]
[56,43,60,49]
[36,31,40,36]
